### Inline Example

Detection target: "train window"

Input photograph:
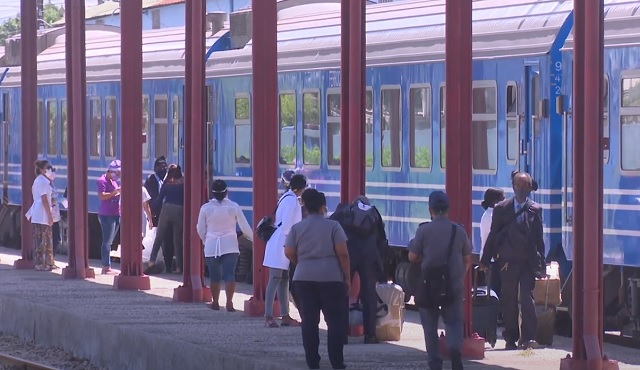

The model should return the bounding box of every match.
[206,86,215,124]
[172,96,181,155]
[1,93,8,124]
[105,98,117,158]
[621,77,640,107]
[380,88,401,168]
[506,83,519,163]
[234,95,251,164]
[37,100,43,155]
[620,75,640,171]
[154,96,168,159]
[303,92,320,166]
[279,93,296,165]
[409,86,431,169]
[142,96,150,158]
[326,91,340,166]
[603,76,610,163]
[439,85,446,168]
[89,98,101,157]
[47,100,58,156]
[365,88,373,167]
[61,101,67,156]
[472,83,498,171]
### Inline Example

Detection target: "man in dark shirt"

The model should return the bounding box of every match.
[144,156,173,272]
[480,171,545,350]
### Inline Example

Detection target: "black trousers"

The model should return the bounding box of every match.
[289,262,301,309]
[153,212,174,271]
[295,281,347,369]
[499,261,537,344]
[349,257,380,338]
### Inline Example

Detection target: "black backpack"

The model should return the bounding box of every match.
[414,224,457,309]
[256,193,293,243]
[331,200,380,237]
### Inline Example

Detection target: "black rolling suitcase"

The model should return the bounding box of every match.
[471,265,499,348]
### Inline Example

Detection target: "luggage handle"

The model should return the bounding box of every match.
[472,265,491,298]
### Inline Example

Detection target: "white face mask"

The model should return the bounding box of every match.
[45,169,55,180]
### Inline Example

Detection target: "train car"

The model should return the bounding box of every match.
[558,5,640,335]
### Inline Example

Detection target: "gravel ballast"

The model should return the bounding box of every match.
[0,332,107,370]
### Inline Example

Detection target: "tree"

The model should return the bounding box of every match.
[0,3,64,46]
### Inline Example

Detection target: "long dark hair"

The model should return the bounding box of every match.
[166,164,183,184]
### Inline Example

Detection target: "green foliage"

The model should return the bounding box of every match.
[0,4,64,46]
[366,154,373,167]
[304,145,320,165]
[279,94,295,126]
[441,144,446,168]
[413,147,431,168]
[43,4,64,26]
[280,145,295,165]
[303,93,319,124]
[235,97,250,119]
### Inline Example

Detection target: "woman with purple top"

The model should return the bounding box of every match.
[97,160,121,275]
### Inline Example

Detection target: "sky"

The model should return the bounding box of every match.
[0,0,99,23]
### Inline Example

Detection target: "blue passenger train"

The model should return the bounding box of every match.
[0,0,639,334]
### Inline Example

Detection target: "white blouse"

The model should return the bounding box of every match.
[263,190,301,270]
[480,207,494,259]
[197,198,253,258]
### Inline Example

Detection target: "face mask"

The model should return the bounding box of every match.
[110,172,120,181]
[156,169,167,178]
[514,189,530,201]
[46,170,56,180]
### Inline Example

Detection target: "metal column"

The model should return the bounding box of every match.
[15,0,38,270]
[244,0,279,317]
[174,0,210,302]
[560,1,618,369]
[442,0,484,359]
[339,1,350,204]
[113,0,150,290]
[61,0,95,280]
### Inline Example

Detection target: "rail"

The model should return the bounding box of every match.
[0,352,61,370]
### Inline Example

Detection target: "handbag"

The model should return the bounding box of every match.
[414,223,457,309]
[256,193,293,243]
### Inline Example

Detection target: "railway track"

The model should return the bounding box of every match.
[0,352,60,370]
[603,332,640,349]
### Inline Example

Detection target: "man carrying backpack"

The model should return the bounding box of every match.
[331,196,387,344]
[408,191,472,370]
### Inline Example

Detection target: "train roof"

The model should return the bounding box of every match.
[1,0,639,87]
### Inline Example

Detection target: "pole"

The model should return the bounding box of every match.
[61,0,95,279]
[442,0,484,359]
[339,0,350,204]
[173,0,210,302]
[15,0,38,270]
[113,0,150,290]
[244,0,278,316]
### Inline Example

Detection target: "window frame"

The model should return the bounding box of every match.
[505,81,519,165]
[37,99,44,155]
[439,83,446,170]
[89,97,102,159]
[408,83,432,173]
[153,94,169,160]
[142,95,150,159]
[60,100,68,157]
[326,88,341,169]
[234,93,251,167]
[379,85,402,171]
[365,87,374,169]
[278,90,297,167]
[172,95,181,155]
[471,80,499,175]
[302,89,322,168]
[45,98,59,157]
[603,74,610,164]
[104,96,118,159]
[619,70,640,175]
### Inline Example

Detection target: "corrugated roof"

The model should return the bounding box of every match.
[153,0,185,6]
[53,0,165,25]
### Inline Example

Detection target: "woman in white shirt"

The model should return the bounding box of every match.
[197,179,253,312]
[27,160,56,271]
[479,188,505,258]
[263,174,307,328]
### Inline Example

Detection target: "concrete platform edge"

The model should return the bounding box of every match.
[0,295,289,370]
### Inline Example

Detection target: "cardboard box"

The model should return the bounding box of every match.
[376,303,403,342]
[534,278,561,307]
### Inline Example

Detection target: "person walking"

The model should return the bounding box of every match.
[97,160,121,275]
[480,171,545,350]
[408,191,472,370]
[197,179,253,312]
[480,188,505,297]
[144,156,173,271]
[26,160,56,271]
[285,188,350,370]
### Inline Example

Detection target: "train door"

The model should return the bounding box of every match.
[205,85,215,193]
[172,93,185,169]
[522,66,542,193]
[1,91,8,206]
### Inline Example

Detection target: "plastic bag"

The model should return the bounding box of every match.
[142,227,160,262]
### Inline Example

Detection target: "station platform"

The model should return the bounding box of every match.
[1,247,639,370]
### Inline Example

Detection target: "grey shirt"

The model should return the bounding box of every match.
[408,218,472,292]
[285,214,348,282]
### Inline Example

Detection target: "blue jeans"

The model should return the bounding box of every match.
[98,215,120,267]
[418,296,463,370]
[205,253,239,283]
[265,267,290,317]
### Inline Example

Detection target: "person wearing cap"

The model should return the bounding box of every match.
[479,188,505,300]
[96,159,122,275]
[144,156,174,271]
[408,191,472,370]
[263,174,307,328]
[197,179,253,312]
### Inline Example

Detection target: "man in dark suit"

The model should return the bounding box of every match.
[480,171,545,350]
[144,156,173,272]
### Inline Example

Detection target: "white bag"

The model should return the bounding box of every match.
[142,227,162,262]
[375,283,405,341]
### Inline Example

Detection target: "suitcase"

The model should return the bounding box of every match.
[471,266,499,348]
[535,276,556,346]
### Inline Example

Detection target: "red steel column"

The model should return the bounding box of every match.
[174,0,210,302]
[15,0,38,270]
[347,0,366,201]
[244,0,278,316]
[61,0,95,279]
[442,0,484,360]
[113,0,150,290]
[560,1,617,369]
[339,0,350,204]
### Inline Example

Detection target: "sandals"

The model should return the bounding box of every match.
[34,265,52,271]
[265,319,279,328]
[281,318,301,327]
[226,305,236,313]
[210,302,220,311]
